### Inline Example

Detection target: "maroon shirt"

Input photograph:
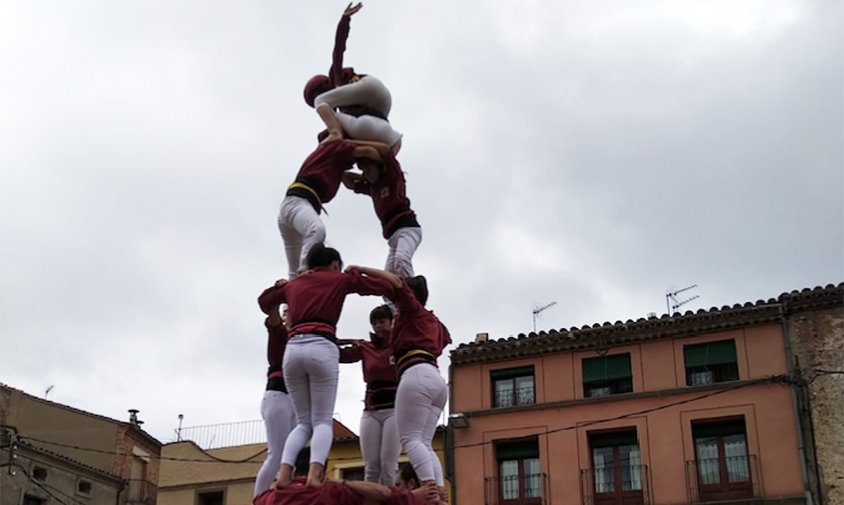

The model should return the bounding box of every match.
[340,338,398,410]
[258,270,387,338]
[365,279,451,373]
[329,14,358,89]
[287,141,357,212]
[350,154,419,238]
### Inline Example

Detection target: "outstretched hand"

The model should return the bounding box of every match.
[344,2,363,17]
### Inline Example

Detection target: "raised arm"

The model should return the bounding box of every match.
[329,3,363,87]
[258,279,287,317]
[348,139,392,160]
[348,265,403,289]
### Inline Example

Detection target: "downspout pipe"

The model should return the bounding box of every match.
[780,307,816,505]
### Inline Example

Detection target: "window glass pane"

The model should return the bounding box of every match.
[500,460,519,500]
[495,379,514,408]
[523,458,541,498]
[592,447,615,493]
[695,437,720,485]
[724,434,749,482]
[619,444,642,491]
[514,375,534,405]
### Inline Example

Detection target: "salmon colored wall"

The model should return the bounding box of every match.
[451,327,802,505]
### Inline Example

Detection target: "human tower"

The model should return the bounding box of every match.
[253,4,451,505]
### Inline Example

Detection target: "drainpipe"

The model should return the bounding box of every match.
[447,362,457,505]
[780,308,816,505]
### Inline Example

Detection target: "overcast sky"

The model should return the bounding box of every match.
[1,0,841,444]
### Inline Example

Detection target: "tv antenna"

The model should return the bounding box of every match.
[532,301,557,332]
[666,284,700,315]
[44,385,54,400]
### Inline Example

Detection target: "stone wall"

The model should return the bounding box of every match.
[789,305,844,505]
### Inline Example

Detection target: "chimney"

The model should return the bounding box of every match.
[128,409,144,427]
[647,312,657,319]
[475,332,488,343]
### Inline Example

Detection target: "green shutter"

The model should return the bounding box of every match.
[496,439,539,460]
[589,430,638,448]
[582,354,632,383]
[684,340,737,367]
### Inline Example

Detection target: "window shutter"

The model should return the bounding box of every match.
[496,439,539,460]
[491,366,534,381]
[583,354,632,383]
[684,340,737,367]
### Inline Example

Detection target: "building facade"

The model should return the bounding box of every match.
[0,385,162,505]
[449,284,842,505]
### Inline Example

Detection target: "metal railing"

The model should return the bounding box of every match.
[484,473,547,505]
[494,386,535,408]
[175,420,266,449]
[580,465,649,505]
[124,479,157,505]
[685,455,758,503]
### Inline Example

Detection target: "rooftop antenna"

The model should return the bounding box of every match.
[532,301,557,333]
[176,414,184,441]
[666,284,700,315]
[44,385,54,400]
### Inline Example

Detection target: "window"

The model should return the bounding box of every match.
[341,466,365,481]
[692,418,753,501]
[496,439,541,504]
[588,430,644,505]
[492,367,535,408]
[684,340,738,386]
[32,466,48,482]
[582,354,633,397]
[23,495,46,505]
[77,480,92,496]
[197,490,224,505]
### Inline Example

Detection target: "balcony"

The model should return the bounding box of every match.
[686,455,759,503]
[484,473,548,505]
[124,479,157,505]
[580,465,650,505]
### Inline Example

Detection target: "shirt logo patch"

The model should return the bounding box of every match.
[380,187,390,198]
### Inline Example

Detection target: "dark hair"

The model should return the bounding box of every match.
[398,463,420,489]
[369,304,393,324]
[404,275,428,306]
[306,243,342,270]
[293,447,311,477]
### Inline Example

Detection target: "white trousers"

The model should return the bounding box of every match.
[359,408,400,486]
[254,390,296,497]
[385,227,422,278]
[278,196,325,280]
[314,75,392,117]
[335,111,402,148]
[280,335,339,467]
[395,363,447,485]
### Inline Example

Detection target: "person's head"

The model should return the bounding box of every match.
[306,243,343,272]
[404,275,428,306]
[303,74,331,108]
[369,304,393,340]
[395,463,421,490]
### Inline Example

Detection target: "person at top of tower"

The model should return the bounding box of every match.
[303,3,402,154]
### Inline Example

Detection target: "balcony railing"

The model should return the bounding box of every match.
[494,386,535,408]
[124,479,157,505]
[686,455,758,503]
[176,419,266,449]
[484,473,547,505]
[580,465,650,505]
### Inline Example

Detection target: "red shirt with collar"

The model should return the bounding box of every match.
[340,338,398,410]
[350,154,419,238]
[258,270,388,338]
[288,141,358,211]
